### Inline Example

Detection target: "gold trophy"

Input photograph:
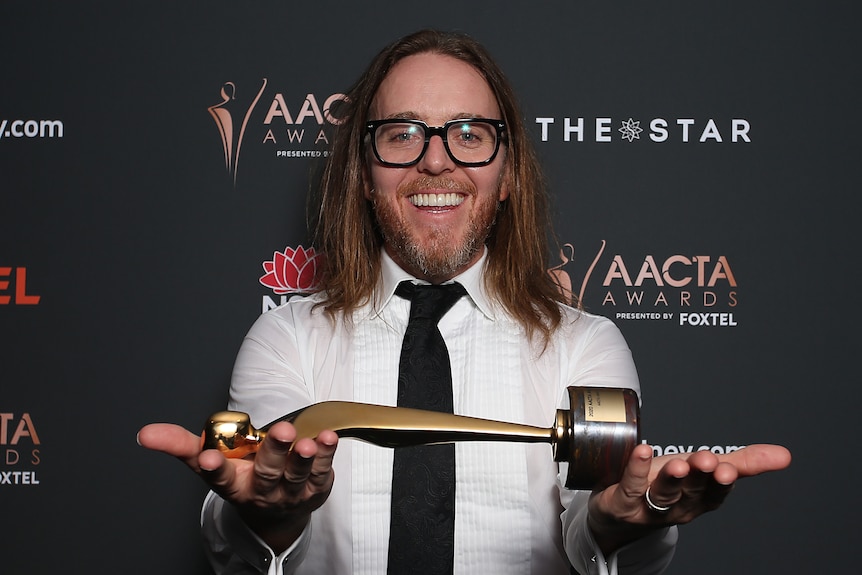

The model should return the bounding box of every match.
[203,386,639,490]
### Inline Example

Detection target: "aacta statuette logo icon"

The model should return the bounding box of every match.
[547,241,605,308]
[259,246,323,295]
[208,79,268,187]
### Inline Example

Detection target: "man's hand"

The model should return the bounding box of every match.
[137,420,338,553]
[587,443,791,553]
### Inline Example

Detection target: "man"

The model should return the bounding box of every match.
[138,30,790,575]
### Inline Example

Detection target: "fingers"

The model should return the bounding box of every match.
[613,443,652,505]
[669,444,791,517]
[644,456,687,511]
[612,444,686,510]
[138,422,245,484]
[139,420,339,509]
[586,445,674,551]
[308,430,338,490]
[253,422,302,492]
[207,422,336,530]
[199,449,239,497]
[717,444,792,476]
[590,443,661,526]
[137,423,204,469]
[271,428,338,497]
[672,450,735,518]
[644,445,787,523]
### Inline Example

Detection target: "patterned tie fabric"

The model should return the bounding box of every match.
[387,281,467,575]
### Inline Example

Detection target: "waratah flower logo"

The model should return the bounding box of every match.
[259,246,322,294]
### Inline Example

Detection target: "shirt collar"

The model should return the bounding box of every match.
[374,248,497,321]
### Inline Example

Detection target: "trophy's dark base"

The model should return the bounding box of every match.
[562,387,640,490]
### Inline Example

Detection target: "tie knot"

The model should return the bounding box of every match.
[396,281,467,324]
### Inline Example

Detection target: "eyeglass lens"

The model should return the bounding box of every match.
[374,121,498,165]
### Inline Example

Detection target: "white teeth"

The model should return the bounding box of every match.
[408,193,465,207]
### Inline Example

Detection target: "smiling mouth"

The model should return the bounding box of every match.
[408,193,465,208]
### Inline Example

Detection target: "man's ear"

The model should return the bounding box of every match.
[498,168,511,202]
[362,162,374,200]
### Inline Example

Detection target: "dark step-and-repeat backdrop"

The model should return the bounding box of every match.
[2,2,858,573]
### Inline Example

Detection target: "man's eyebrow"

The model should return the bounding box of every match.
[380,112,492,121]
[381,112,420,120]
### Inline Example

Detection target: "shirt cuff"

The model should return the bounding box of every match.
[563,493,678,575]
[200,491,312,574]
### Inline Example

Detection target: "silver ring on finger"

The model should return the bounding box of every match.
[644,486,673,514]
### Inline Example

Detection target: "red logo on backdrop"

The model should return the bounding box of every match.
[259,246,322,294]
[0,267,40,305]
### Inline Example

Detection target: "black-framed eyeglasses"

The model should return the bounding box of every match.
[366,118,507,167]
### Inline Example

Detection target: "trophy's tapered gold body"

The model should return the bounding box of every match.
[203,386,639,490]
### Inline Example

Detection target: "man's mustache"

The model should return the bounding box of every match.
[397,176,476,197]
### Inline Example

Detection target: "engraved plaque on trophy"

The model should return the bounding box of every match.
[202,386,640,490]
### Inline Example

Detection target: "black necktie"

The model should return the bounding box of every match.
[387,281,466,575]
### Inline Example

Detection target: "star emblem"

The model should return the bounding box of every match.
[619,118,643,142]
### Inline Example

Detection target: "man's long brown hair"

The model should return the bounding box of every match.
[310,29,570,344]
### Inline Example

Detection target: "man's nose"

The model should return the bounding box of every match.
[417,134,455,173]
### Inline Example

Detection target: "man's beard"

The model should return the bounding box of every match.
[372,177,500,280]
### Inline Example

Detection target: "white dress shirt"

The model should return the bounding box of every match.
[201,249,677,575]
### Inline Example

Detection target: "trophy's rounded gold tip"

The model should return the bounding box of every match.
[208,410,252,427]
[202,411,263,456]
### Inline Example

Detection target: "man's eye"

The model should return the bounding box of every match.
[385,126,422,144]
[454,126,488,147]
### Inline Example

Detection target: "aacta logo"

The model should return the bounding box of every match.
[548,241,739,327]
[260,246,323,313]
[1,412,41,486]
[0,267,40,305]
[208,79,348,186]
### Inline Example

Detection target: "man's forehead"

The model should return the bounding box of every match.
[369,53,500,121]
